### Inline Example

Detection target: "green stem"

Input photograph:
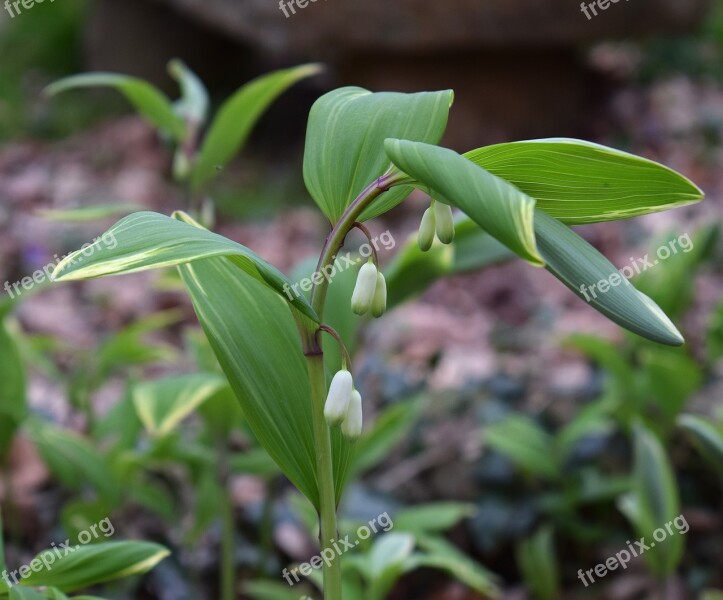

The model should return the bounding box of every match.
[216,439,235,600]
[310,169,407,317]
[300,169,407,599]
[304,350,342,600]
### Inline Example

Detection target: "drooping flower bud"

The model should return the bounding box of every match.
[371,271,387,318]
[341,389,363,440]
[418,207,436,252]
[434,201,455,244]
[324,369,353,426]
[351,260,378,315]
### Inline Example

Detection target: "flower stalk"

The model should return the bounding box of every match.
[299,169,407,599]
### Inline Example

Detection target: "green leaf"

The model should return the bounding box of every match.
[177,256,352,508]
[386,140,687,345]
[534,209,684,346]
[304,88,453,222]
[0,318,26,456]
[465,138,704,224]
[634,226,717,319]
[393,503,475,535]
[485,416,558,480]
[93,380,142,450]
[198,385,243,439]
[350,397,421,477]
[133,373,228,437]
[168,59,209,126]
[565,334,636,397]
[192,64,321,188]
[128,479,178,521]
[51,211,318,323]
[384,235,453,309]
[640,347,702,432]
[516,526,560,600]
[412,534,499,597]
[229,449,280,477]
[368,533,416,577]
[25,420,118,503]
[556,406,615,460]
[186,470,223,544]
[384,139,542,266]
[365,533,416,598]
[451,217,516,272]
[45,74,185,140]
[59,500,113,545]
[97,311,182,379]
[36,204,144,223]
[621,423,683,576]
[21,541,169,592]
[678,414,723,477]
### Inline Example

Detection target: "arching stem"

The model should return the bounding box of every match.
[300,168,408,599]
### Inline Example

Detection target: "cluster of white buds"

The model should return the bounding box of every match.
[351,259,387,317]
[418,199,455,251]
[323,369,363,440]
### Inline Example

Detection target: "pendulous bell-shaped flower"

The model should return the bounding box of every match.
[418,206,436,252]
[371,271,387,318]
[324,369,354,426]
[341,389,363,440]
[434,200,455,244]
[351,260,378,315]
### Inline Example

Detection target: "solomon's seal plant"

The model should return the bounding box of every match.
[51,79,703,598]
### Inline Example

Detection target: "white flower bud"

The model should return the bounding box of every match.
[341,389,363,440]
[371,271,387,318]
[434,201,455,244]
[351,261,378,315]
[418,207,436,252]
[324,369,353,426]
